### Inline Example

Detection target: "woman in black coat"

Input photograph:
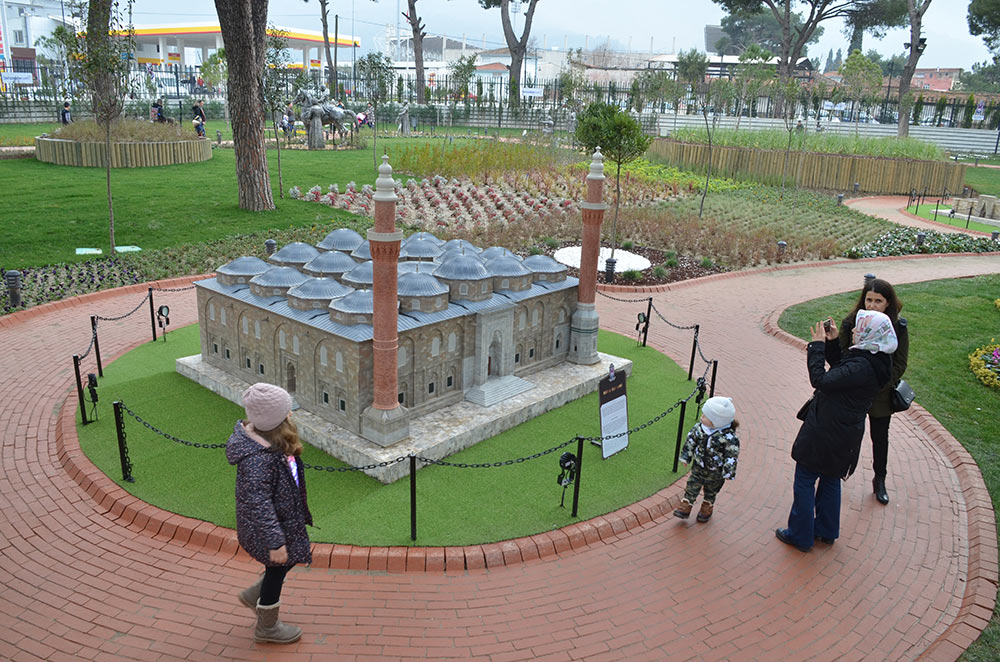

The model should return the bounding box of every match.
[776,310,896,553]
[837,278,909,505]
[226,383,313,644]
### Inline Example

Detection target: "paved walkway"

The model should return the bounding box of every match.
[847,195,993,236]
[0,255,997,661]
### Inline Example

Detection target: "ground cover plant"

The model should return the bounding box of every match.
[75,325,696,546]
[965,166,1000,197]
[845,226,1000,258]
[49,118,203,142]
[670,127,948,161]
[903,203,1000,234]
[779,275,1000,662]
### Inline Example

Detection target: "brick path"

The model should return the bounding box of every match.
[847,195,993,236]
[0,255,997,661]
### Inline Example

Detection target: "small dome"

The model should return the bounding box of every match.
[522,254,569,274]
[342,260,374,287]
[398,272,449,297]
[317,227,364,252]
[433,254,490,280]
[287,277,353,301]
[330,289,374,314]
[405,231,445,246]
[217,256,271,277]
[269,242,319,265]
[302,250,358,277]
[249,266,310,288]
[442,239,482,254]
[400,238,443,260]
[480,246,522,262]
[486,256,532,277]
[350,240,372,261]
[439,247,485,264]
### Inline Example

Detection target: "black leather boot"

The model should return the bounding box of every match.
[873,477,889,505]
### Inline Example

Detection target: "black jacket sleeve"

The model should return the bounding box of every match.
[808,342,874,393]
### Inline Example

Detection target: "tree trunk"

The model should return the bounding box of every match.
[848,25,863,55]
[319,0,335,93]
[699,106,711,218]
[408,0,426,103]
[372,102,378,170]
[611,160,621,259]
[215,0,274,211]
[105,121,115,253]
[497,0,539,108]
[897,1,932,138]
[273,121,283,199]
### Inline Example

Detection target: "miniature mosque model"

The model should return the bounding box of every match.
[185,151,615,464]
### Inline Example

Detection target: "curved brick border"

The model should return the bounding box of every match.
[761,308,999,661]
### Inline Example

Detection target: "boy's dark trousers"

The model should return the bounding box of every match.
[683,464,725,504]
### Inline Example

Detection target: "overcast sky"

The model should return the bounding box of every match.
[129,0,994,71]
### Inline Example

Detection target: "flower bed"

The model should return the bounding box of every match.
[845,227,1000,258]
[969,342,1000,390]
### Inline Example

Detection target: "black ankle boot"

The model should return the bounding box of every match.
[873,477,889,505]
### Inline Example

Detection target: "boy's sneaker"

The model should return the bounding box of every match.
[696,501,714,522]
[673,499,693,519]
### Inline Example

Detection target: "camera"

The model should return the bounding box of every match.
[823,319,832,332]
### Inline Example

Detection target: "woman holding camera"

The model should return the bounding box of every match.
[776,309,896,552]
[836,279,909,505]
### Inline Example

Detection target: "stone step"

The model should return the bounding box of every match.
[465,375,536,408]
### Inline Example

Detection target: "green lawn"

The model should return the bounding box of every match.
[966,165,1000,197]
[76,326,694,546]
[779,275,1000,662]
[903,204,1000,234]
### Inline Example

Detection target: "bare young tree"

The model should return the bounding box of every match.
[403,0,427,103]
[478,0,540,106]
[896,0,932,137]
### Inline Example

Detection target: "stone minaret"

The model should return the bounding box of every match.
[361,155,410,445]
[568,148,606,365]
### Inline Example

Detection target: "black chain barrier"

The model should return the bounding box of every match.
[151,285,196,293]
[649,303,699,331]
[95,291,151,322]
[120,403,228,449]
[78,326,97,360]
[416,436,579,468]
[596,291,700,331]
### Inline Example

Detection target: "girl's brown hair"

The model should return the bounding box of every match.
[843,278,903,326]
[250,418,303,457]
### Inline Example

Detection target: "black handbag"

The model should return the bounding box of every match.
[796,395,814,421]
[891,379,915,412]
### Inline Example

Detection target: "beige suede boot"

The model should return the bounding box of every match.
[254,601,302,644]
[673,499,693,519]
[237,574,263,613]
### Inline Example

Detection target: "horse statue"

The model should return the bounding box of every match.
[292,87,357,149]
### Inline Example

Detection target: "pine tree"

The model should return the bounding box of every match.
[824,48,834,73]
[833,48,843,71]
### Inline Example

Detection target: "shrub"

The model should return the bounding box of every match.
[544,237,560,249]
[668,128,947,161]
[621,239,634,250]
[50,119,192,142]
[700,257,714,268]
[529,246,543,255]
[664,258,679,268]
[652,266,667,278]
[622,270,641,282]
[845,227,1000,258]
[664,250,677,259]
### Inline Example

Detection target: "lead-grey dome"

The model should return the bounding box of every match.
[433,254,490,280]
[405,231,445,246]
[480,246,522,262]
[350,240,372,261]
[522,254,568,274]
[317,228,364,252]
[400,238,443,260]
[302,250,358,277]
[398,272,448,297]
[287,277,353,301]
[438,247,485,264]
[268,242,319,266]
[342,260,374,287]
[250,266,310,288]
[397,261,437,275]
[442,239,482,254]
[486,256,532,277]
[217,256,271,277]
[330,289,374,314]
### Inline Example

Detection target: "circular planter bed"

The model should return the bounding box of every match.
[34,136,212,168]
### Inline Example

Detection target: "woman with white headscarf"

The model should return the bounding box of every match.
[776,309,897,553]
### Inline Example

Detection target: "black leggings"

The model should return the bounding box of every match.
[259,565,292,606]
[869,414,891,479]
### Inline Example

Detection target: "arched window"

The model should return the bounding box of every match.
[320,346,328,366]
[558,308,566,323]
[292,335,299,355]
[431,336,440,357]
[278,329,286,350]
[208,302,215,321]
[411,299,421,311]
[519,310,526,330]
[448,332,457,352]
[459,283,468,297]
[532,307,540,326]
[481,281,488,293]
[242,316,249,334]
[220,307,227,326]
[398,345,408,367]
[336,351,344,372]
[254,320,261,339]
[501,279,509,290]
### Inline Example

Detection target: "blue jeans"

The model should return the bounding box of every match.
[786,463,841,549]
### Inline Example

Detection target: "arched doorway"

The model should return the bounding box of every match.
[488,338,501,377]
[286,362,296,393]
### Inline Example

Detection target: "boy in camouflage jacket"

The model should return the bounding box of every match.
[674,396,740,522]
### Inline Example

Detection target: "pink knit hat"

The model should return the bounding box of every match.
[242,383,292,432]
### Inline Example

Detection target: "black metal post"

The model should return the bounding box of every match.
[409,455,417,541]
[642,297,652,347]
[709,360,719,397]
[933,200,939,222]
[571,436,584,518]
[91,315,103,377]
[687,325,699,381]
[148,287,157,342]
[967,206,973,229]
[914,195,919,215]
[112,401,134,482]
[73,355,89,425]
[672,400,688,473]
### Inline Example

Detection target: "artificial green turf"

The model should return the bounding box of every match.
[779,275,1000,662]
[76,325,693,546]
[966,165,1000,197]
[903,204,1000,234]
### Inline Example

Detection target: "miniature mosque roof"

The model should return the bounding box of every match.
[399,238,444,260]
[522,254,569,274]
[438,247,486,264]
[486,256,532,277]
[350,240,372,261]
[269,242,319,265]
[303,250,358,276]
[397,261,438,275]
[286,277,353,301]
[250,266,311,288]
[317,228,365,252]
[432,254,491,281]
[480,246,523,262]
[216,256,270,277]
[442,239,482,254]
[342,260,374,287]
[331,289,374,315]
[404,232,445,246]
[398,272,449,297]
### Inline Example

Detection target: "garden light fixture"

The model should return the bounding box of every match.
[265,239,277,255]
[837,193,844,205]
[216,129,222,145]
[992,231,999,241]
[864,273,876,285]
[916,232,926,246]
[4,270,22,308]
[853,182,859,193]
[777,240,787,259]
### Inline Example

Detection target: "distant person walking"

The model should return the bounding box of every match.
[192,99,207,138]
[226,383,312,644]
[152,98,166,123]
[60,101,72,125]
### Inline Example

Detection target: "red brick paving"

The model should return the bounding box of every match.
[0,256,997,660]
[845,195,993,236]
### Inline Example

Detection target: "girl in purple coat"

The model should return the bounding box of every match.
[226,383,313,644]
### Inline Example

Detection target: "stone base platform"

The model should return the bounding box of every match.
[177,353,631,483]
